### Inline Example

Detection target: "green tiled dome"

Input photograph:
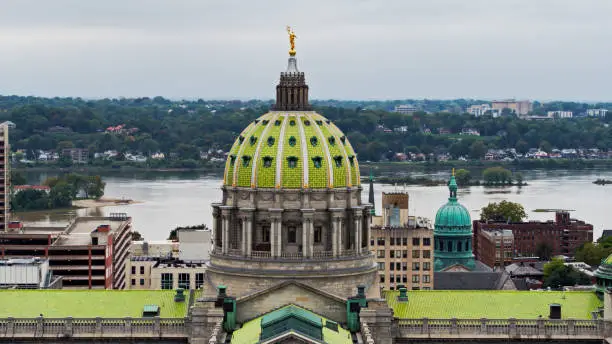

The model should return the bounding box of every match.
[223,111,360,189]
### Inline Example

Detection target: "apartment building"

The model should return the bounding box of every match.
[370,192,434,291]
[0,215,132,289]
[492,99,532,116]
[547,111,573,119]
[61,148,89,164]
[587,109,608,117]
[0,124,9,231]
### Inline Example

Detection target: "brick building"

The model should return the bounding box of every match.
[473,212,593,260]
[476,229,514,268]
[370,192,434,291]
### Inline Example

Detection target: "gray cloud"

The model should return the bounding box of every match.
[0,0,610,100]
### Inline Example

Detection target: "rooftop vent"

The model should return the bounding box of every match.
[174,288,185,302]
[142,305,160,317]
[397,287,408,302]
[549,303,561,319]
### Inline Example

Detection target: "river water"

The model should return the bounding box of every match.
[12,169,612,241]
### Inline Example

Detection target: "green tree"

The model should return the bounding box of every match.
[480,200,527,223]
[131,231,144,241]
[57,154,73,167]
[48,181,73,208]
[536,242,553,260]
[469,141,486,160]
[543,258,591,289]
[539,140,552,153]
[515,140,529,155]
[514,172,524,185]
[10,172,27,186]
[454,169,471,186]
[11,189,50,211]
[84,175,105,199]
[483,166,513,185]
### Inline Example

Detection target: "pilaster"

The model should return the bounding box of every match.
[269,208,283,257]
[353,207,364,252]
[301,209,315,257]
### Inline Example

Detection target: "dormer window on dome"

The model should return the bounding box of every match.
[328,137,336,146]
[267,137,275,146]
[242,155,251,167]
[249,136,257,145]
[310,136,318,146]
[288,136,297,147]
[312,156,322,168]
[287,156,298,168]
[334,156,343,167]
[262,156,273,168]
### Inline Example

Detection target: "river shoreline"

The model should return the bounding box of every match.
[12,158,612,175]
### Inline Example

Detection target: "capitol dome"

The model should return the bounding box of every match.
[594,254,612,294]
[223,111,360,189]
[207,32,377,300]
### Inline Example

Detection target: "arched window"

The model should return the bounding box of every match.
[287,156,298,168]
[447,241,452,252]
[312,156,322,168]
[310,136,318,146]
[242,155,251,167]
[267,136,275,147]
[274,120,281,126]
[439,240,444,251]
[328,137,336,146]
[249,136,257,145]
[333,156,343,167]
[288,226,297,244]
[288,136,297,147]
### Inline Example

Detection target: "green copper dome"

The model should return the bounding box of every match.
[434,174,471,231]
[594,253,612,294]
[223,111,361,189]
[434,172,475,271]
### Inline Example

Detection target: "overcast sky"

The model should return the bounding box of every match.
[0,0,610,101]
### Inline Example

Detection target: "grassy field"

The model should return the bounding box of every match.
[385,290,601,319]
[0,290,189,318]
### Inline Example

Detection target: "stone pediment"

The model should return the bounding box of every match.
[235,280,348,324]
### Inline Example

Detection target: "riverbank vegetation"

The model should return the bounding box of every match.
[1,96,610,170]
[594,178,612,185]
[10,173,106,212]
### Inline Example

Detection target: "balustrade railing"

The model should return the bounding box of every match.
[0,317,188,338]
[280,252,303,259]
[312,251,333,258]
[396,318,603,338]
[251,250,271,258]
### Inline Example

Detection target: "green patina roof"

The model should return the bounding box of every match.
[434,173,472,232]
[231,305,352,344]
[224,111,360,189]
[605,254,612,265]
[385,290,601,319]
[0,290,191,318]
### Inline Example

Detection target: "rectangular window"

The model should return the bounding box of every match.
[423,250,431,258]
[131,278,136,286]
[412,238,420,246]
[370,239,374,246]
[377,250,385,258]
[423,274,431,283]
[423,287,431,291]
[377,237,385,246]
[412,287,420,290]
[402,275,408,283]
[140,278,145,286]
[412,250,420,259]
[390,237,395,246]
[389,250,395,258]
[314,226,322,243]
[140,266,145,275]
[396,262,401,271]
[395,250,402,258]
[402,238,408,246]
[412,262,420,271]
[402,250,408,258]
[288,226,297,243]
[263,225,271,243]
[395,275,401,283]
[402,262,408,271]
[178,273,190,290]
[412,275,420,283]
[380,274,385,283]
[195,273,205,289]
[423,262,431,271]
[423,238,431,246]
[389,262,395,271]
[378,262,385,270]
[131,266,136,275]
[161,273,173,290]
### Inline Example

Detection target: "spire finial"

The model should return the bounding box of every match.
[286,26,296,56]
[448,168,458,200]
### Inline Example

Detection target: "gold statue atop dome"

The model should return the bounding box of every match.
[286,26,296,56]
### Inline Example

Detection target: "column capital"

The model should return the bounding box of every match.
[220,206,234,216]
[269,208,283,220]
[352,207,364,218]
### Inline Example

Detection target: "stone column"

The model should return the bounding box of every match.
[269,209,283,257]
[353,208,363,253]
[246,215,253,256]
[240,217,247,256]
[330,209,344,257]
[220,207,233,254]
[301,209,314,257]
[212,204,221,252]
[363,206,373,251]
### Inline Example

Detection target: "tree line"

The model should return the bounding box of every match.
[0,96,610,165]
[10,172,105,211]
